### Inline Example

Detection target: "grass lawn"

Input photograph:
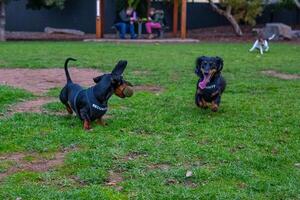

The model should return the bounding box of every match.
[0,86,32,112]
[0,42,299,199]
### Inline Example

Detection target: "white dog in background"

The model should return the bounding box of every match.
[249,34,276,55]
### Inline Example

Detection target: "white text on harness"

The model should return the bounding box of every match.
[92,104,107,111]
[205,84,216,89]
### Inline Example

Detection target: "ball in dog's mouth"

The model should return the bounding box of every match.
[123,86,134,97]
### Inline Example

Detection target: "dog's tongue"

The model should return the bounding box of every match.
[199,76,209,89]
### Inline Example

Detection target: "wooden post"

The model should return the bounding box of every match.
[147,0,151,17]
[96,0,104,38]
[173,0,178,37]
[0,1,5,41]
[180,0,187,39]
[100,0,104,37]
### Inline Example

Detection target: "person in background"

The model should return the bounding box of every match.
[115,7,137,39]
[145,8,164,39]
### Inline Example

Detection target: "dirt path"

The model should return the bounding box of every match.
[0,68,101,94]
[5,97,56,115]
[0,68,101,116]
[0,148,77,182]
[134,85,164,94]
[262,70,300,80]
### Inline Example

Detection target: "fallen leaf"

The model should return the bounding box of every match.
[186,170,193,178]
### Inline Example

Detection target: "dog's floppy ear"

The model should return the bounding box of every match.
[215,56,223,72]
[112,60,127,78]
[93,75,104,83]
[195,56,205,76]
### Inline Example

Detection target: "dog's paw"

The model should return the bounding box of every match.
[84,127,92,131]
[67,108,73,115]
[199,100,208,109]
[211,102,219,112]
[66,105,73,114]
[211,107,218,112]
[84,120,92,130]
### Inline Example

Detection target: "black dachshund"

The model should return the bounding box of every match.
[59,58,133,130]
[194,56,226,112]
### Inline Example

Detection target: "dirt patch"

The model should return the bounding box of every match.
[5,97,56,116]
[165,178,198,188]
[189,26,255,42]
[132,70,151,76]
[148,163,171,171]
[189,25,300,43]
[229,144,246,154]
[0,68,102,116]
[104,151,149,190]
[237,182,247,189]
[184,179,198,188]
[122,152,148,162]
[4,98,114,117]
[262,70,300,80]
[0,68,163,97]
[0,68,163,116]
[105,170,124,191]
[0,68,101,94]
[0,148,77,181]
[198,139,212,145]
[134,85,164,94]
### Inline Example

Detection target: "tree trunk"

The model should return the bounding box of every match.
[224,9,243,36]
[294,0,300,9]
[0,1,5,41]
[208,0,243,36]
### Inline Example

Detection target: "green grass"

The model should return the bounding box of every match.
[0,42,299,199]
[0,86,32,112]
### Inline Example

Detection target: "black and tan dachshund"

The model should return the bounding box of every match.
[194,56,226,112]
[59,58,133,130]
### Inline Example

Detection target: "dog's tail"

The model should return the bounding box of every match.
[268,34,276,41]
[64,58,77,83]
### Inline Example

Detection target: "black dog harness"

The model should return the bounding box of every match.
[71,87,108,121]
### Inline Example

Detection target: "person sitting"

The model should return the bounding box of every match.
[115,7,137,39]
[145,8,164,39]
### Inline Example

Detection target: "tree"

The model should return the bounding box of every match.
[208,0,263,36]
[0,0,67,41]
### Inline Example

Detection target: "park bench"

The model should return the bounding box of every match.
[111,25,120,39]
[156,26,169,39]
[111,24,168,39]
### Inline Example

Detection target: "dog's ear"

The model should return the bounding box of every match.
[112,60,127,78]
[195,56,205,76]
[215,56,223,72]
[93,75,104,83]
